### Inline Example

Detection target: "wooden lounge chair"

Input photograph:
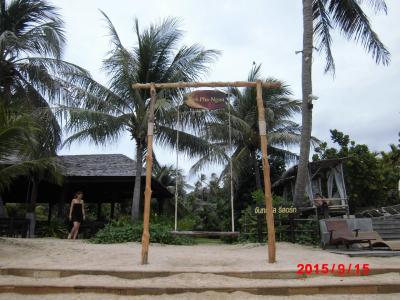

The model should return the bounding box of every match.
[358,231,400,251]
[325,219,375,249]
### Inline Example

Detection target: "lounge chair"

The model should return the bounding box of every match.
[325,219,376,249]
[357,231,400,251]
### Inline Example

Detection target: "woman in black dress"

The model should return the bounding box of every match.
[68,191,85,239]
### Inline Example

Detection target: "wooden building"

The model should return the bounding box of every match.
[0,154,172,235]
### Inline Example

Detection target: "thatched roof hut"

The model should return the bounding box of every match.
[1,154,172,214]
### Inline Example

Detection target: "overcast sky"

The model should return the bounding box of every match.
[56,0,400,179]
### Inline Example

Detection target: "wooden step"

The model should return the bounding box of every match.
[2,267,400,279]
[1,283,400,296]
[1,271,400,296]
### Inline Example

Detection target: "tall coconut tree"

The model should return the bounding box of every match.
[61,13,219,221]
[0,0,89,235]
[294,0,391,206]
[0,0,89,151]
[0,102,60,228]
[191,64,307,191]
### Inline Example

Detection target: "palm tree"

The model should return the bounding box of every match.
[0,103,60,227]
[294,0,391,206]
[191,64,303,190]
[0,0,89,152]
[0,0,89,234]
[153,164,191,215]
[153,164,190,195]
[61,13,219,221]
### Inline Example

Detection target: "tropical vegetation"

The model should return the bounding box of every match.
[313,129,400,212]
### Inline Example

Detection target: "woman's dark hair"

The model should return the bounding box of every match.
[74,191,84,198]
[315,193,322,198]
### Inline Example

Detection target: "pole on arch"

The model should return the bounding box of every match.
[141,83,156,264]
[256,80,276,263]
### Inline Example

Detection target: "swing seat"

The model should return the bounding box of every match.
[171,231,240,238]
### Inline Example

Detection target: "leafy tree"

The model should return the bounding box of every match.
[295,0,391,206]
[313,129,399,212]
[378,144,400,204]
[60,13,219,221]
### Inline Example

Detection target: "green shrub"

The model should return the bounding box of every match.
[5,203,25,218]
[90,216,194,245]
[38,220,69,238]
[177,215,199,230]
[292,219,320,246]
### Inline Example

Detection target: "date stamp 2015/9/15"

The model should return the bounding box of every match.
[296,263,370,275]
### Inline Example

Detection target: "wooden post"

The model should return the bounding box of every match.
[256,80,276,263]
[97,202,102,221]
[110,202,115,220]
[141,83,157,264]
[57,184,67,219]
[48,202,52,223]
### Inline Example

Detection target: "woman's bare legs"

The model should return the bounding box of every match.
[68,225,75,239]
[72,221,80,239]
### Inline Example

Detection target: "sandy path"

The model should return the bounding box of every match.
[1,238,399,272]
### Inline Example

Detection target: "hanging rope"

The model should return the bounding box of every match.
[174,106,180,231]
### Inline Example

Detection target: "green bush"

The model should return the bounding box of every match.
[5,203,25,218]
[293,219,320,246]
[90,215,194,245]
[177,214,199,230]
[38,220,69,238]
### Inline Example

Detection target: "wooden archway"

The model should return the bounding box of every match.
[132,80,278,264]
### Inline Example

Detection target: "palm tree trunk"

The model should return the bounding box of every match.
[253,151,262,190]
[26,178,38,238]
[294,0,314,206]
[131,142,144,221]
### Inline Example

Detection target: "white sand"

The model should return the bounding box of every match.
[1,238,400,300]
[1,238,399,272]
